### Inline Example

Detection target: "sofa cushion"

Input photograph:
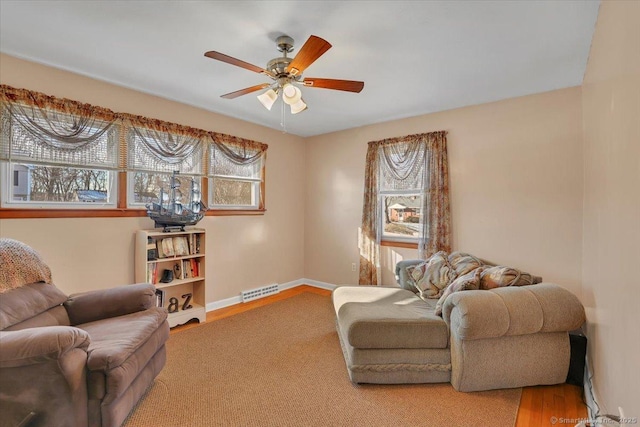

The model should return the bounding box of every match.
[442,283,585,340]
[77,307,168,372]
[333,286,449,349]
[0,283,69,330]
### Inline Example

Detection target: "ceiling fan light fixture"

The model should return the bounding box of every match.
[282,83,302,105]
[290,99,307,115]
[257,88,278,110]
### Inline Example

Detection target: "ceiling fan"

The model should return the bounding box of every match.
[204,35,364,114]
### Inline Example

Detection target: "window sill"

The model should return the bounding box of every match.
[0,208,266,219]
[380,240,419,249]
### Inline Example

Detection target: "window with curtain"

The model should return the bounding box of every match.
[359,131,451,286]
[126,123,204,208]
[379,140,428,243]
[0,84,269,217]
[0,100,119,208]
[208,138,265,210]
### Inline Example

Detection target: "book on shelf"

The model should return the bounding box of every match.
[147,263,158,284]
[189,234,196,255]
[172,236,189,256]
[155,289,165,308]
[182,259,192,278]
[191,258,199,277]
[156,238,175,258]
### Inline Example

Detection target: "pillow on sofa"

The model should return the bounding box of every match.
[448,251,484,277]
[479,265,540,289]
[413,251,454,299]
[435,267,483,316]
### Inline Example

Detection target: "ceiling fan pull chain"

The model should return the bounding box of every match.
[280,96,286,133]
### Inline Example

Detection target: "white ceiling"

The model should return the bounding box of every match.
[0,1,599,137]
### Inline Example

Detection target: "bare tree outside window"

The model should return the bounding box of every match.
[11,164,109,202]
[212,178,254,206]
[382,195,423,238]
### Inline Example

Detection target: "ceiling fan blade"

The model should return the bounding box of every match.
[286,35,332,76]
[205,51,274,78]
[221,83,271,99]
[302,78,364,93]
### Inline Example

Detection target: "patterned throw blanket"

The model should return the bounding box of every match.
[0,238,52,292]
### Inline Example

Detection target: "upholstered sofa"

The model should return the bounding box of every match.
[333,256,585,392]
[0,239,169,427]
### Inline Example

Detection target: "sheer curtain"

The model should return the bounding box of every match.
[209,134,267,207]
[359,131,451,286]
[0,85,119,169]
[125,117,204,175]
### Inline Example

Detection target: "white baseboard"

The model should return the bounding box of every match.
[205,278,337,312]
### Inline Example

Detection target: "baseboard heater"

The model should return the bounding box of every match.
[241,283,279,302]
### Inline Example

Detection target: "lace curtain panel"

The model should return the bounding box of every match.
[359,131,451,286]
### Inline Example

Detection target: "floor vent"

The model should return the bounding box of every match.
[241,283,279,303]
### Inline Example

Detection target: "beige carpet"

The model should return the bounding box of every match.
[124,292,521,427]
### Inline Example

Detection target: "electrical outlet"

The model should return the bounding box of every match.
[351,263,356,271]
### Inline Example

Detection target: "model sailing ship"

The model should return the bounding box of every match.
[146,171,206,231]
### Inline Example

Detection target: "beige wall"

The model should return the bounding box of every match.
[0,54,306,300]
[581,0,640,418]
[305,88,584,295]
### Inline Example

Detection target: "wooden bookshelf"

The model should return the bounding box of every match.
[135,228,206,328]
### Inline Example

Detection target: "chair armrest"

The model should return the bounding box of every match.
[394,259,424,292]
[0,326,90,368]
[64,283,155,325]
[0,327,91,426]
[443,283,585,341]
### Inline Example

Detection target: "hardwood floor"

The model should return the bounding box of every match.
[171,285,588,427]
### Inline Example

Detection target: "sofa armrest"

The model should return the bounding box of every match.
[443,283,585,341]
[0,326,90,367]
[394,259,424,292]
[0,327,91,426]
[64,283,155,325]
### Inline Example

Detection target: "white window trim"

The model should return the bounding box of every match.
[379,190,424,243]
[0,162,117,209]
[209,175,261,210]
[126,171,202,210]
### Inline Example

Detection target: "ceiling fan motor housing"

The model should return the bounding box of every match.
[266,57,293,77]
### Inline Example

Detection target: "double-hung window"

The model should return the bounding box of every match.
[208,141,265,210]
[0,102,119,208]
[378,141,427,244]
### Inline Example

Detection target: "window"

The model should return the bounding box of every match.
[0,85,269,217]
[208,142,264,210]
[0,103,119,208]
[359,131,450,285]
[126,125,203,209]
[377,141,427,244]
[3,163,113,204]
[381,194,423,241]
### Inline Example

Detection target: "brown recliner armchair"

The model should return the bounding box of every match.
[0,238,169,427]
